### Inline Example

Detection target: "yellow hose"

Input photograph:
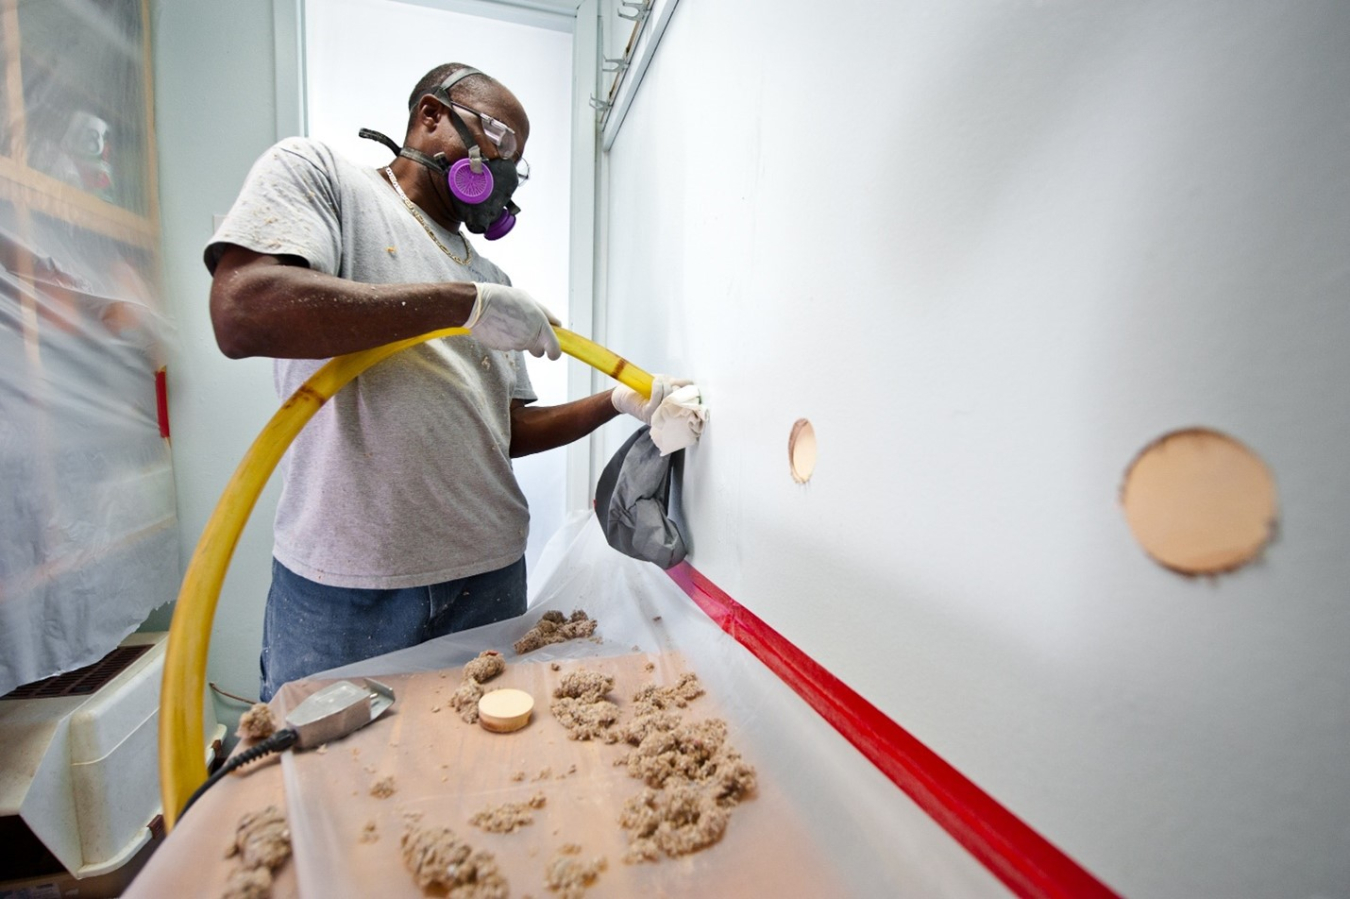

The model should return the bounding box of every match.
[160,327,651,828]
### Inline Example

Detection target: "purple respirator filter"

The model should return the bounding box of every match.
[448,157,493,203]
[484,211,515,240]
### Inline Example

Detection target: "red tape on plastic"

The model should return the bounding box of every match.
[666,561,1120,899]
[155,366,170,439]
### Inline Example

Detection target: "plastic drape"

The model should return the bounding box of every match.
[0,0,178,696]
[286,512,1012,898]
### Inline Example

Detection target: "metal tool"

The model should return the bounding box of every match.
[286,678,396,748]
[178,679,396,819]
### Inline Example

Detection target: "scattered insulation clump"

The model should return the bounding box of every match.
[235,703,277,740]
[220,865,273,899]
[615,673,706,745]
[358,820,379,843]
[555,670,614,702]
[370,775,397,799]
[544,843,608,898]
[614,677,757,863]
[623,718,757,801]
[619,782,732,862]
[225,806,292,871]
[450,650,507,724]
[513,610,598,654]
[220,805,291,899]
[450,680,487,721]
[400,823,508,897]
[549,670,621,742]
[632,673,705,713]
[614,708,682,747]
[464,650,506,683]
[469,792,547,833]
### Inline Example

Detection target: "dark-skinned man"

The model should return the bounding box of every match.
[205,63,681,700]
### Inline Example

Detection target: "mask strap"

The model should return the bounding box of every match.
[430,68,489,174]
[430,67,483,104]
[442,108,485,173]
[399,146,451,173]
[358,127,451,175]
[357,127,401,155]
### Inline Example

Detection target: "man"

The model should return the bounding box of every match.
[206,63,674,700]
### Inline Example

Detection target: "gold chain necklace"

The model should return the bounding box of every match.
[384,166,472,266]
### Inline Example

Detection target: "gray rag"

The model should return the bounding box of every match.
[594,426,688,569]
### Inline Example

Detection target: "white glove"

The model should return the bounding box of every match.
[466,283,562,360]
[612,374,690,425]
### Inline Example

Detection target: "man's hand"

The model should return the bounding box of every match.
[612,374,692,425]
[467,283,562,360]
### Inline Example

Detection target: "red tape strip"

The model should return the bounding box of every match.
[155,367,170,439]
[666,561,1120,899]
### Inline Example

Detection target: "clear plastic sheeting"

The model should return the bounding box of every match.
[0,0,178,696]
[293,512,1012,897]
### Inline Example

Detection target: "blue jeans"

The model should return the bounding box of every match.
[259,556,527,701]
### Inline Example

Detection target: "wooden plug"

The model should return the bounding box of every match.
[477,688,534,733]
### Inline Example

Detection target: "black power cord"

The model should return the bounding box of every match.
[178,728,299,820]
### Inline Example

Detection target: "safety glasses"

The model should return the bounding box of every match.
[447,101,529,180]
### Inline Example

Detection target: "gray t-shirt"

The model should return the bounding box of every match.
[205,137,536,588]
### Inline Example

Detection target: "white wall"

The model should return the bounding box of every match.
[305,0,575,570]
[599,2,1350,896]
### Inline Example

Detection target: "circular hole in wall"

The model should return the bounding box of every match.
[789,418,817,484]
[1120,427,1277,576]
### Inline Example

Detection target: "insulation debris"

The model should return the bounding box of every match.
[451,680,487,721]
[236,703,277,740]
[549,670,620,742]
[401,823,508,897]
[451,650,507,724]
[220,865,273,899]
[544,843,607,898]
[622,718,756,798]
[221,805,291,898]
[619,782,731,862]
[555,670,613,702]
[464,650,506,683]
[514,610,598,654]
[615,677,756,862]
[469,792,547,833]
[225,806,292,870]
[370,775,396,799]
[612,673,704,746]
[633,673,705,712]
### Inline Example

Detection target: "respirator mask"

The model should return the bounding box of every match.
[360,67,526,240]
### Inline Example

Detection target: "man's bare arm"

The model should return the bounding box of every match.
[209,244,478,359]
[509,392,622,458]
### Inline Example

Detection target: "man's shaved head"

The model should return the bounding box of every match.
[408,63,497,112]
[405,63,529,144]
